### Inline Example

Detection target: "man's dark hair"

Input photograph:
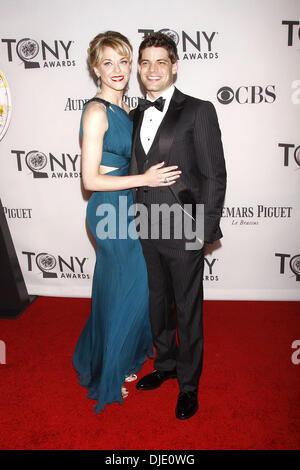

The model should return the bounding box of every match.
[138,32,178,64]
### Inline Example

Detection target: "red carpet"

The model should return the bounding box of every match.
[0,297,299,450]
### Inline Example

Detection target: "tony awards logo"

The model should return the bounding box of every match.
[11,149,81,179]
[290,255,300,281]
[158,29,180,45]
[278,143,300,169]
[1,38,75,69]
[0,70,12,141]
[26,151,48,178]
[282,20,300,46]
[22,251,90,280]
[36,253,57,278]
[138,28,219,60]
[275,253,300,282]
[16,38,40,69]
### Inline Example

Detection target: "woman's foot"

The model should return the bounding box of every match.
[121,386,129,398]
[125,374,137,383]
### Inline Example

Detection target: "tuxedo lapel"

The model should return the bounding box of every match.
[132,107,143,148]
[130,88,196,217]
[157,89,197,214]
[130,88,186,173]
[158,87,186,165]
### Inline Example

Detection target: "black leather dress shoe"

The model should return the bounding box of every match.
[136,369,177,390]
[175,392,198,420]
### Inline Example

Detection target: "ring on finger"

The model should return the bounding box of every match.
[164,177,169,183]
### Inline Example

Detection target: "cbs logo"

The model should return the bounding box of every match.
[217,85,276,104]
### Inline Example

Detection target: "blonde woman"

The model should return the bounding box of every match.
[72,31,181,413]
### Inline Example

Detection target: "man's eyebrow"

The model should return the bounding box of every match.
[141,58,168,61]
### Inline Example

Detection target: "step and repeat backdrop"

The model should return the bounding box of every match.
[0,0,299,300]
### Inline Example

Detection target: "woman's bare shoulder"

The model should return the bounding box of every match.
[82,99,108,130]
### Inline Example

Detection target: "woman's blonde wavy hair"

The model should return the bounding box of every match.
[87,31,132,75]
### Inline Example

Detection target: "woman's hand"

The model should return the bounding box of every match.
[143,162,181,187]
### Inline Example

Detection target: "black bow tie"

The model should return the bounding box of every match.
[138,96,166,112]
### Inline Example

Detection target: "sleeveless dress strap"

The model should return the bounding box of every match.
[87,97,110,107]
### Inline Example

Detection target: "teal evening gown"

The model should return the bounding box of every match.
[73,98,154,414]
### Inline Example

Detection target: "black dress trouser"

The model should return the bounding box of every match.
[140,235,205,394]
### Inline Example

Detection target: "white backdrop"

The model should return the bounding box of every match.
[0,0,299,300]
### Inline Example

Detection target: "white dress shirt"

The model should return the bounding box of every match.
[140,85,175,154]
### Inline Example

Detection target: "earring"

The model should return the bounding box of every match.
[97,76,101,90]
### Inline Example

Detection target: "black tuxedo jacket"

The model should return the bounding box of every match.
[129,87,227,244]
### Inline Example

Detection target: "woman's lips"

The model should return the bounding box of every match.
[111,76,124,82]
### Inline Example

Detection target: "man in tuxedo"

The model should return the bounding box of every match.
[130,32,226,420]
